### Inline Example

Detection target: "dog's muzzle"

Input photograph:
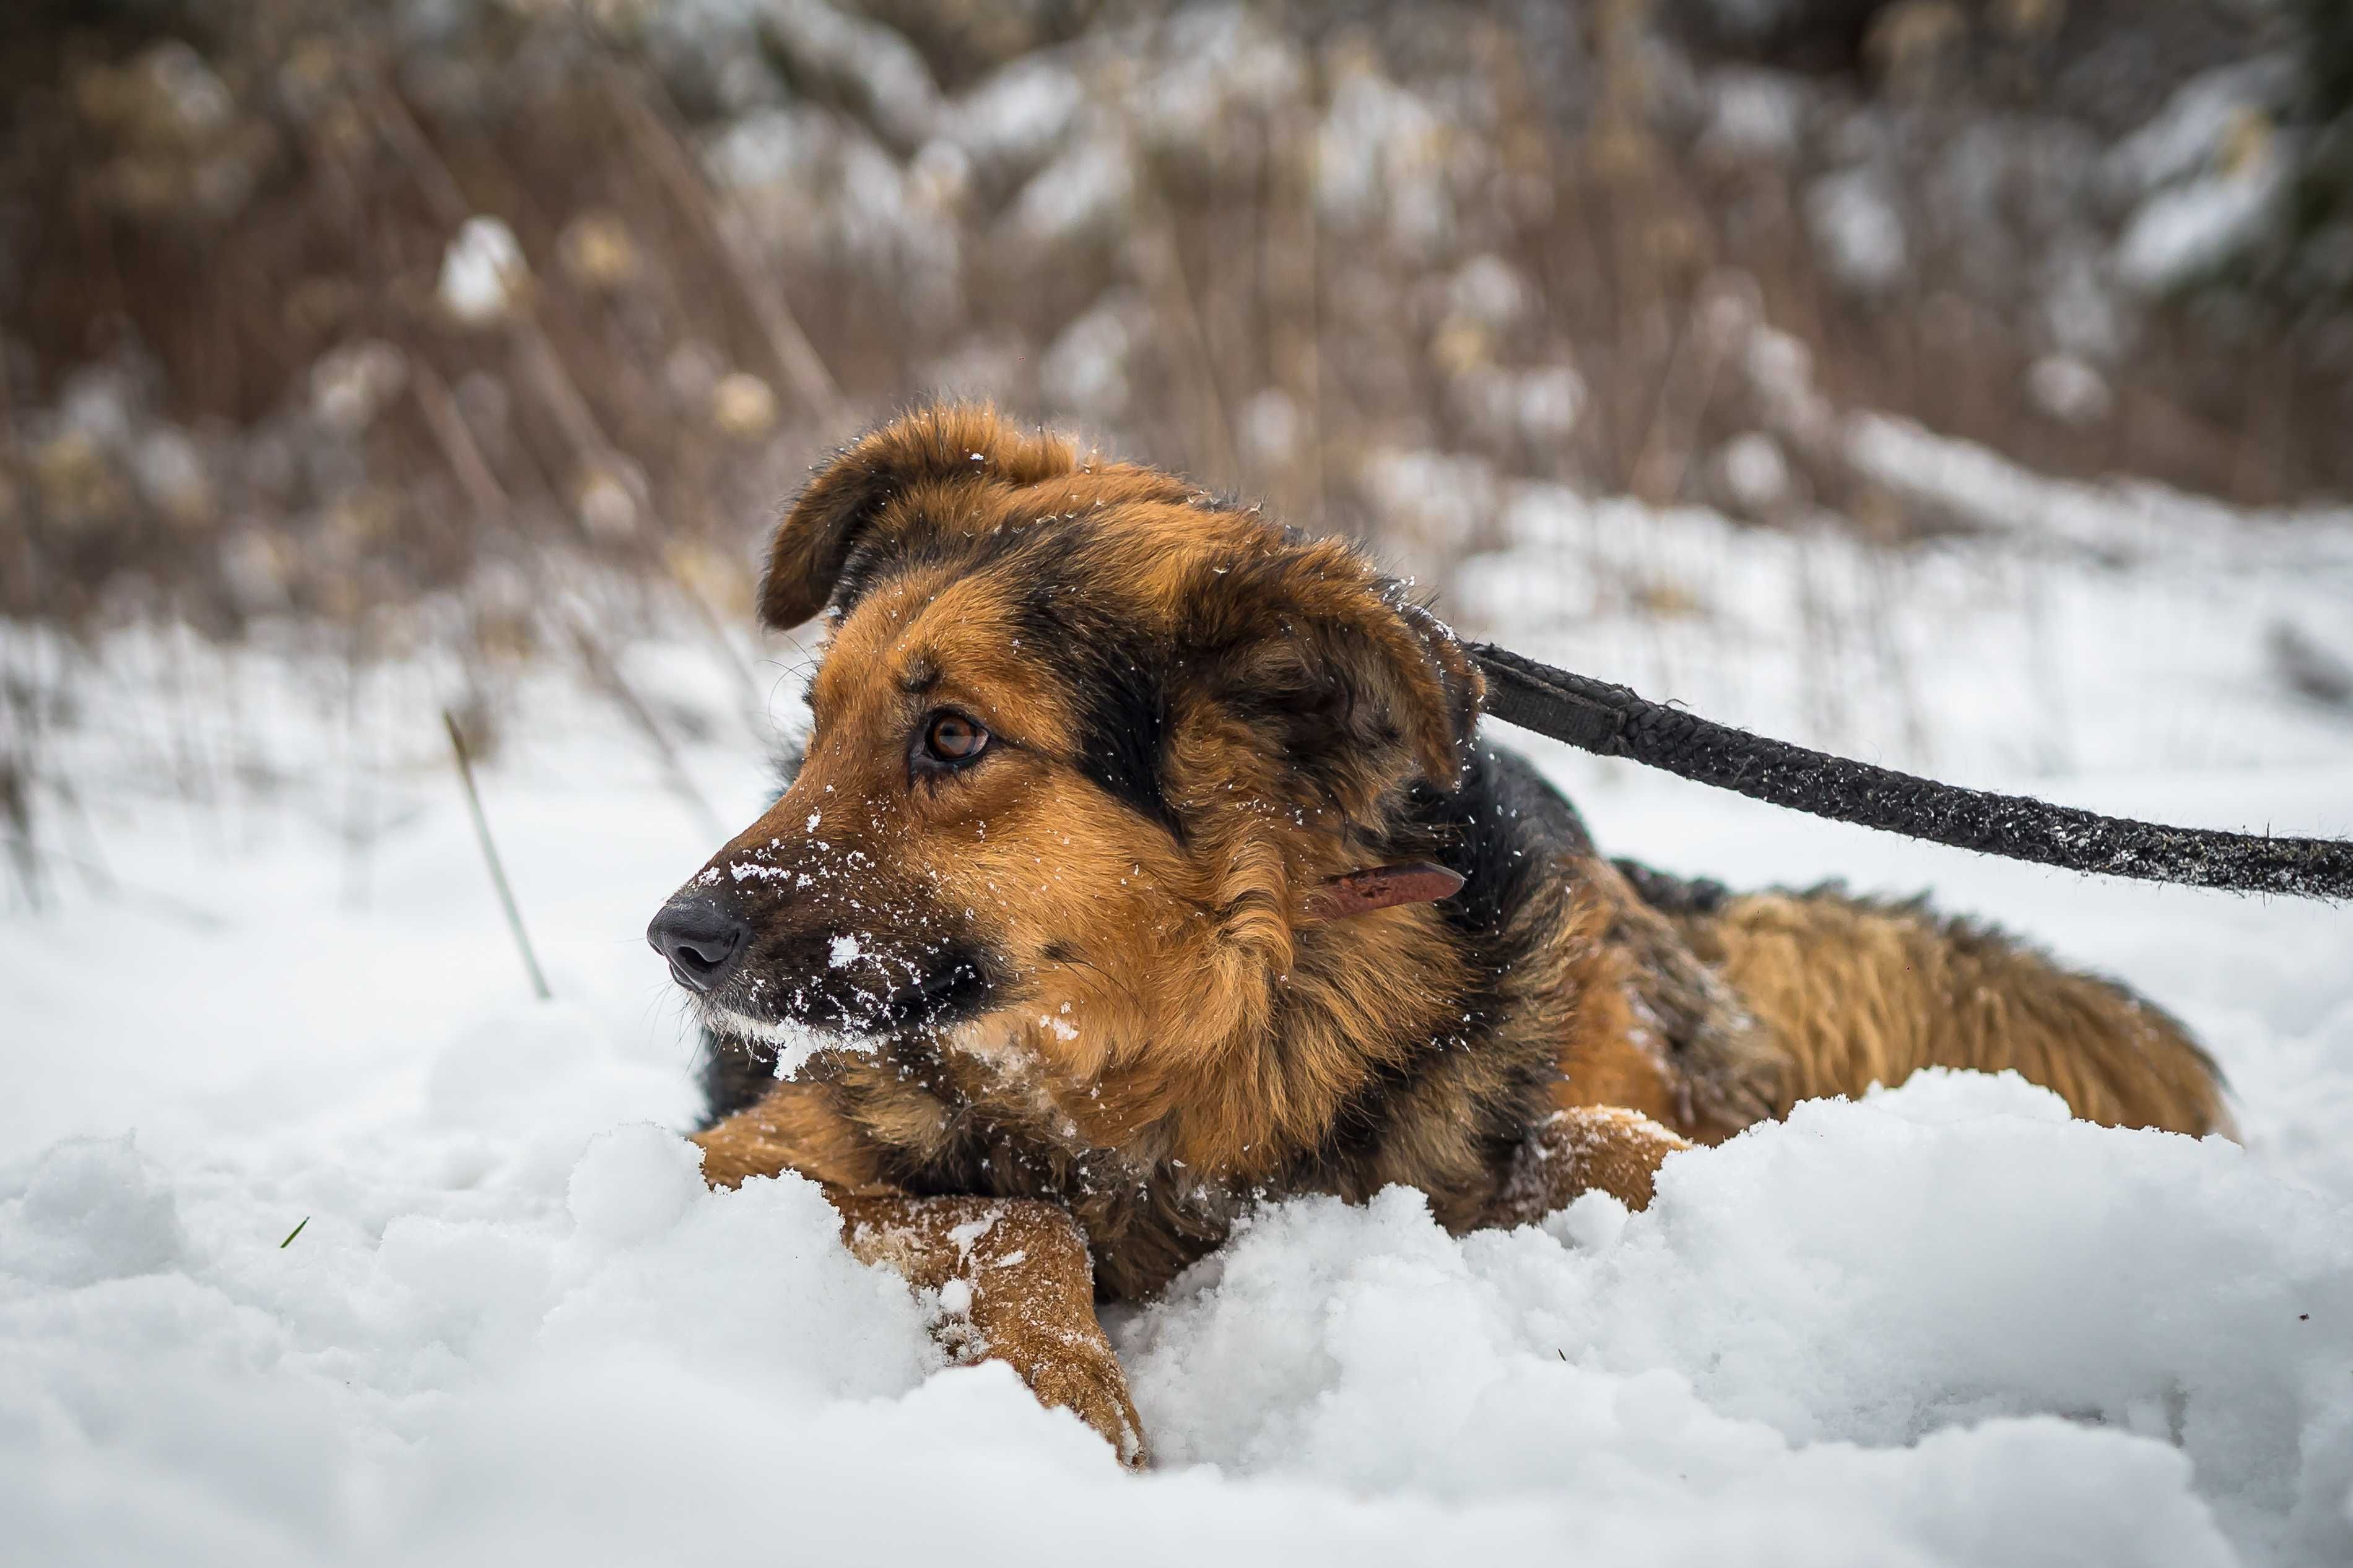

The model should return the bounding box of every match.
[649,884,996,1037]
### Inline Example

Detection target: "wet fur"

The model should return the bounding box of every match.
[668,404,2228,1452]
[684,405,2227,1272]
[1669,888,2230,1135]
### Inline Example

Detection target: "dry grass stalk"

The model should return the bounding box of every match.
[443,707,552,1003]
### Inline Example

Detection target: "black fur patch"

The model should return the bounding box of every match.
[820,515,1185,839]
[695,1033,776,1127]
[1005,531,1181,841]
[831,526,942,620]
[1055,630,1176,840]
[1612,858,1729,915]
[1298,743,1567,1189]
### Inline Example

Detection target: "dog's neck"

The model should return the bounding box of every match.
[942,851,1568,1206]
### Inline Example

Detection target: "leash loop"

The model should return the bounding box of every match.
[1471,643,1634,755]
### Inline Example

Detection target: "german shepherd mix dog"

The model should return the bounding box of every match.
[649,404,2227,1466]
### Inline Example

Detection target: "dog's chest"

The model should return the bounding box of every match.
[952,1104,1250,1299]
[838,1054,1246,1299]
[989,1132,1248,1299]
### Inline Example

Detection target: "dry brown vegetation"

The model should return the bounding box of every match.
[2,0,2342,640]
[0,0,2343,907]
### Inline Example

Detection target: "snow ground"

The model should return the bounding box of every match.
[5,472,2352,1566]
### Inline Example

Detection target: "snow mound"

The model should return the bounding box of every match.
[6,1071,2351,1565]
[1,1135,189,1287]
[1124,1072,2352,1565]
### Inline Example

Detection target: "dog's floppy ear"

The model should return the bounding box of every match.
[759,404,1080,630]
[1202,537,1485,797]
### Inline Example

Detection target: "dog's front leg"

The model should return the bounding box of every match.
[694,1085,1144,1466]
[832,1190,1146,1468]
[1486,1104,1691,1227]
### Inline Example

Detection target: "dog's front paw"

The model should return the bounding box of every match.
[1001,1332,1147,1468]
[1489,1103,1692,1226]
[845,1192,1147,1466]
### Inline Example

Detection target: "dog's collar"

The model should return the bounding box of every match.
[1302,862,1466,921]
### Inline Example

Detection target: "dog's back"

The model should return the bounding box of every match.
[1630,878,2230,1136]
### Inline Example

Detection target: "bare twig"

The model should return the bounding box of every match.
[45,760,116,900]
[1266,98,1325,527]
[370,70,638,506]
[660,565,766,716]
[368,83,471,230]
[1111,97,1242,489]
[443,708,552,1001]
[1626,290,1732,506]
[0,655,43,911]
[409,359,512,524]
[599,61,851,430]
[567,621,725,839]
[511,323,623,478]
[2271,620,2353,710]
[1136,206,1243,489]
[0,835,226,930]
[0,769,41,911]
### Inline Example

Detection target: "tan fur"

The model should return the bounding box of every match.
[830,1190,1144,1467]
[1582,859,1789,1138]
[1488,1106,1695,1224]
[1672,889,2231,1136]
[694,1079,890,1192]
[656,404,2233,1465]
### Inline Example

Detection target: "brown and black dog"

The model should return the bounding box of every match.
[649,404,2227,1466]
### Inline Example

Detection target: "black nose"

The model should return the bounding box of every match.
[646,896,749,993]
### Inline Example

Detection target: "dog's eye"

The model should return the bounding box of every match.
[918,711,989,769]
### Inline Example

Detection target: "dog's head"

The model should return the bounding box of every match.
[650,405,1485,1149]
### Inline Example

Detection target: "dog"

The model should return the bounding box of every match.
[650,404,2228,1466]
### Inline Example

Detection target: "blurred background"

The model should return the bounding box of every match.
[8,12,2353,1551]
[3,0,2352,917]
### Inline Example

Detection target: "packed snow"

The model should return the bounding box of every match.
[6,460,2353,1565]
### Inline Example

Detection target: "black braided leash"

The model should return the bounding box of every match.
[1466,642,2353,900]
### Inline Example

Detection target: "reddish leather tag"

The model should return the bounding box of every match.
[1302,862,1467,921]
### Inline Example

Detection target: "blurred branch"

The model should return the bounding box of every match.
[367,81,471,231]
[1125,142,1243,493]
[1627,286,1736,507]
[409,359,511,524]
[597,61,851,433]
[2271,620,2353,711]
[566,620,726,841]
[1265,99,1325,527]
[1,834,226,929]
[443,709,552,1002]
